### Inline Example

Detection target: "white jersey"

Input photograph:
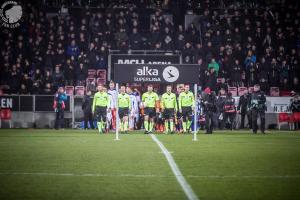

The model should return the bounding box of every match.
[129,93,138,114]
[107,89,117,109]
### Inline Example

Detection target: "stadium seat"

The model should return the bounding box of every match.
[270,87,280,96]
[86,78,96,86]
[88,69,97,78]
[238,87,247,96]
[228,87,237,96]
[96,78,105,85]
[0,109,12,128]
[65,86,74,96]
[75,86,85,96]
[96,69,107,82]
[217,78,223,83]
[280,91,291,96]
[278,112,294,130]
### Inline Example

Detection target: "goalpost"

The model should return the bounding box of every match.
[113,64,199,141]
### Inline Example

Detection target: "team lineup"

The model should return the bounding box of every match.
[91,82,196,134]
[83,81,267,134]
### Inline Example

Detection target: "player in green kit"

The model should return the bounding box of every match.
[178,84,195,133]
[141,85,159,134]
[118,85,131,133]
[92,84,111,133]
[161,85,177,134]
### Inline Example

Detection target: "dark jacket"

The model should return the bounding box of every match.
[82,95,93,113]
[250,91,266,111]
[202,93,217,112]
[238,94,249,113]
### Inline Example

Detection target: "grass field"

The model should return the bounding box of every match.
[0,129,300,200]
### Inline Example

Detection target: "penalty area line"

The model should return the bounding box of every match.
[150,134,199,200]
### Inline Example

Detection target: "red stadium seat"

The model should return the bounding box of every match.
[228,87,237,96]
[270,87,280,96]
[280,91,291,96]
[65,86,74,96]
[97,69,107,80]
[278,112,294,130]
[87,69,96,78]
[86,78,96,86]
[96,78,106,86]
[75,86,85,96]
[238,87,247,96]
[0,109,12,128]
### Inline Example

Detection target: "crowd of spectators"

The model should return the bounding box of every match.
[0,0,299,95]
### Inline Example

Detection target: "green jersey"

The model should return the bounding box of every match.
[142,91,159,108]
[161,92,177,110]
[92,91,110,112]
[118,93,131,109]
[178,91,194,109]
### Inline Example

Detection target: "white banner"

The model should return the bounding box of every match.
[234,97,292,113]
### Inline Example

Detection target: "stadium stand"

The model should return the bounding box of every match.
[0,0,299,96]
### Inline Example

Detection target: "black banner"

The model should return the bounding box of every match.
[114,64,199,83]
[110,54,180,80]
[0,95,70,112]
[0,96,19,111]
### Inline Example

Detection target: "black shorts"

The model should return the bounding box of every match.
[181,107,193,118]
[119,107,129,118]
[95,106,107,121]
[144,107,156,118]
[163,108,175,119]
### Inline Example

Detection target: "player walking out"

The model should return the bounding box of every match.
[126,86,138,130]
[92,85,111,133]
[142,85,159,134]
[118,85,131,133]
[178,84,195,133]
[161,85,177,134]
[107,81,117,130]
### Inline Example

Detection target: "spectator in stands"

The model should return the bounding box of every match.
[208,58,219,77]
[291,78,300,93]
[64,59,75,86]
[129,28,142,50]
[43,83,53,95]
[182,42,194,64]
[269,58,280,87]
[53,66,64,89]
[19,84,29,95]
[230,59,242,87]
[206,67,217,92]
[21,74,33,93]
[76,63,87,85]
[67,40,80,58]
[175,25,186,50]
[8,64,21,94]
[216,78,228,93]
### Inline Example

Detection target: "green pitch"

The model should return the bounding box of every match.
[0,129,299,200]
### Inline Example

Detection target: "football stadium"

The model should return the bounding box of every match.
[0,0,300,200]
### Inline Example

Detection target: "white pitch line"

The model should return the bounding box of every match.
[0,172,299,179]
[150,134,199,200]
[0,172,165,178]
